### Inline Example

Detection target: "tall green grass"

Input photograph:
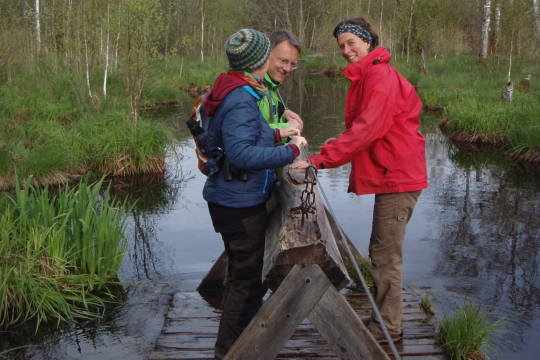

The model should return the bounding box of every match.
[437,300,505,360]
[0,175,131,329]
[395,54,540,163]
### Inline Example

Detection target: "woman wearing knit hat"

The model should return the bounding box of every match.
[202,29,307,359]
[291,17,428,345]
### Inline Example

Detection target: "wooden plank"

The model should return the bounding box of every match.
[196,251,228,291]
[307,285,390,360]
[166,292,221,319]
[324,206,366,268]
[149,350,214,360]
[381,343,443,356]
[223,264,331,360]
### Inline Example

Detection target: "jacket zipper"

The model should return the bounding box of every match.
[262,169,270,193]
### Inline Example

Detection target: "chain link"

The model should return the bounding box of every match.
[299,165,318,227]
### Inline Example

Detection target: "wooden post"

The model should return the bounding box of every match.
[224,265,390,360]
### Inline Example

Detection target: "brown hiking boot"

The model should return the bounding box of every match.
[374,333,402,344]
[361,317,370,327]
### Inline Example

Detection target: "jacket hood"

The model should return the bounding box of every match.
[204,72,247,116]
[343,46,392,80]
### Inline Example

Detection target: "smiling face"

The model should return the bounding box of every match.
[267,41,300,83]
[337,32,371,64]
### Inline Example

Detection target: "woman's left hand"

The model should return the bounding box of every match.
[289,160,310,169]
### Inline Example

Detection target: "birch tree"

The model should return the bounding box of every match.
[36,0,41,54]
[83,2,92,100]
[200,0,204,63]
[480,0,491,61]
[407,0,415,63]
[103,4,110,99]
[533,0,540,38]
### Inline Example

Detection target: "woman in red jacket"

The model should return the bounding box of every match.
[291,17,428,344]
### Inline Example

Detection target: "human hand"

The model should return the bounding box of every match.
[290,135,307,149]
[280,127,301,138]
[324,137,337,145]
[284,109,304,131]
[289,160,310,169]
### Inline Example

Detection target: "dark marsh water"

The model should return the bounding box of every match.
[2,70,540,360]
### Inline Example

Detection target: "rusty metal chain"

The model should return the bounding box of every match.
[299,165,318,227]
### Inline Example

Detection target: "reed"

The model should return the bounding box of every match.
[347,257,374,292]
[437,300,505,360]
[0,175,131,329]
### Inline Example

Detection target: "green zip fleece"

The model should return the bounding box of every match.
[259,73,291,146]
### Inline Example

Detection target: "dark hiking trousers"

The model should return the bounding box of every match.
[368,191,421,339]
[208,202,268,360]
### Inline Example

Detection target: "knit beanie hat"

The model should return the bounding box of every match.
[226,29,271,72]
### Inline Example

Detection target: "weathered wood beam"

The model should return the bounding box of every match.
[263,160,349,291]
[223,264,331,360]
[196,251,227,291]
[308,285,390,360]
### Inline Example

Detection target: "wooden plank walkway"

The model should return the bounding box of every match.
[149,288,447,360]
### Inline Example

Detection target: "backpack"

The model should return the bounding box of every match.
[186,88,213,175]
[185,85,263,178]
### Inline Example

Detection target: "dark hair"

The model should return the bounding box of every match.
[333,17,379,51]
[268,30,302,53]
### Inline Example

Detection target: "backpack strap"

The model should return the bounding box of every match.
[265,91,276,123]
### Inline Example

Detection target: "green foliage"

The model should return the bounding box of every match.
[393,54,540,162]
[438,300,505,360]
[0,175,131,329]
[420,293,434,315]
[347,257,374,292]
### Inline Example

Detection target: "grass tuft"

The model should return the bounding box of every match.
[346,257,374,292]
[437,299,505,360]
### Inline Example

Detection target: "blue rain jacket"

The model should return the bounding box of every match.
[203,87,295,208]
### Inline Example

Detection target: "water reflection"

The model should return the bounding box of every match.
[111,170,195,280]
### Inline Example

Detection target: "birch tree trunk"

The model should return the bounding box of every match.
[407,0,415,63]
[379,0,384,45]
[533,0,540,38]
[368,0,372,15]
[299,0,304,45]
[200,0,204,63]
[35,0,41,54]
[480,0,491,61]
[83,3,92,100]
[103,5,110,99]
[358,0,362,13]
[493,4,501,53]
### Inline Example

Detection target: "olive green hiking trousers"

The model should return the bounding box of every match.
[368,191,421,339]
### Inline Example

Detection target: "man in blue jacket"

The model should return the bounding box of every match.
[202,29,307,360]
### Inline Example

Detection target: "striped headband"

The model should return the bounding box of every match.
[335,24,373,45]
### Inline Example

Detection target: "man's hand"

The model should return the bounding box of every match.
[284,109,304,132]
[324,137,337,145]
[280,126,300,138]
[289,159,310,169]
[290,135,307,150]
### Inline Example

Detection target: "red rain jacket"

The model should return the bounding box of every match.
[310,47,428,195]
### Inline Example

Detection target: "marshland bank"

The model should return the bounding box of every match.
[2,75,540,360]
